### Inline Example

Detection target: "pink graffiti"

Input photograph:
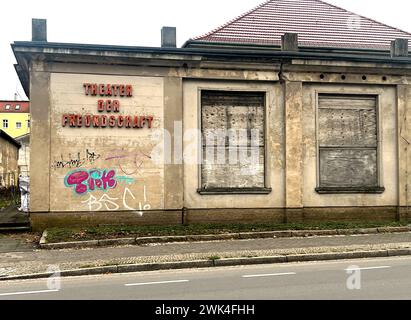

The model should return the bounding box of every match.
[65,169,117,195]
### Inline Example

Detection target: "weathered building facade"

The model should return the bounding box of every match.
[15,133,30,176]
[0,130,20,190]
[12,0,411,230]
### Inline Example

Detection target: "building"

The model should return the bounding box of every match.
[12,0,411,231]
[15,133,30,176]
[0,130,20,191]
[0,101,30,138]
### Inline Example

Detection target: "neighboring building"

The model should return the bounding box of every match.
[0,130,20,190]
[0,101,30,138]
[15,133,30,176]
[11,0,411,230]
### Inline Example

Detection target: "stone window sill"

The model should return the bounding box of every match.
[315,187,385,194]
[198,188,272,195]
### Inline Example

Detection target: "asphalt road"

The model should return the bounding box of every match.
[0,256,410,300]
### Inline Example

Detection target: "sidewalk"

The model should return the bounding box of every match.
[0,236,36,254]
[0,232,410,279]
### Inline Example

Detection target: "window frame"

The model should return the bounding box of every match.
[315,92,385,194]
[2,119,8,129]
[15,105,21,111]
[16,122,22,129]
[197,88,271,195]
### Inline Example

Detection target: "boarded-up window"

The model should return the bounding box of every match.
[200,91,267,193]
[317,94,384,193]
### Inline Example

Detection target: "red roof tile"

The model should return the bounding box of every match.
[0,101,30,113]
[192,0,411,50]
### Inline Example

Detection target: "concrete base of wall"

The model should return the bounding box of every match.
[185,208,285,225]
[186,207,401,224]
[29,206,409,232]
[300,207,401,222]
[30,210,183,232]
[399,207,410,221]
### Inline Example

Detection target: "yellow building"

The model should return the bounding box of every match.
[0,101,30,138]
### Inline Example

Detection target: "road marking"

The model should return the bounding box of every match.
[345,266,391,271]
[242,272,297,278]
[0,289,59,297]
[125,280,189,287]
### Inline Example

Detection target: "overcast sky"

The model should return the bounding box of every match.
[1,0,411,100]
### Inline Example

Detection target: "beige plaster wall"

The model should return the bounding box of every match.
[32,64,403,217]
[302,83,398,207]
[183,80,285,209]
[49,73,164,212]
[29,69,50,212]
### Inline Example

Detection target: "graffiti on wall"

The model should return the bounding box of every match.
[81,186,151,215]
[64,169,117,195]
[116,176,135,184]
[105,148,152,176]
[52,149,101,170]
[61,146,155,214]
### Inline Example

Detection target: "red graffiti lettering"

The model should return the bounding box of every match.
[65,171,89,194]
[101,170,117,189]
[65,169,118,195]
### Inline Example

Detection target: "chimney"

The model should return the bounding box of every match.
[32,18,47,42]
[281,33,298,52]
[161,27,176,48]
[391,38,408,57]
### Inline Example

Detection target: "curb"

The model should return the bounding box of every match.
[39,226,411,250]
[1,247,410,281]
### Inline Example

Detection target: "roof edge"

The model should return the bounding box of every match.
[0,100,30,103]
[183,39,395,55]
[0,130,21,148]
[12,41,204,55]
[15,133,30,141]
[12,40,411,64]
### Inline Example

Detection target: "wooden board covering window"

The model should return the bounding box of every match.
[317,95,382,193]
[200,91,266,191]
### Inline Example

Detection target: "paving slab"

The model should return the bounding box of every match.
[0,237,36,253]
